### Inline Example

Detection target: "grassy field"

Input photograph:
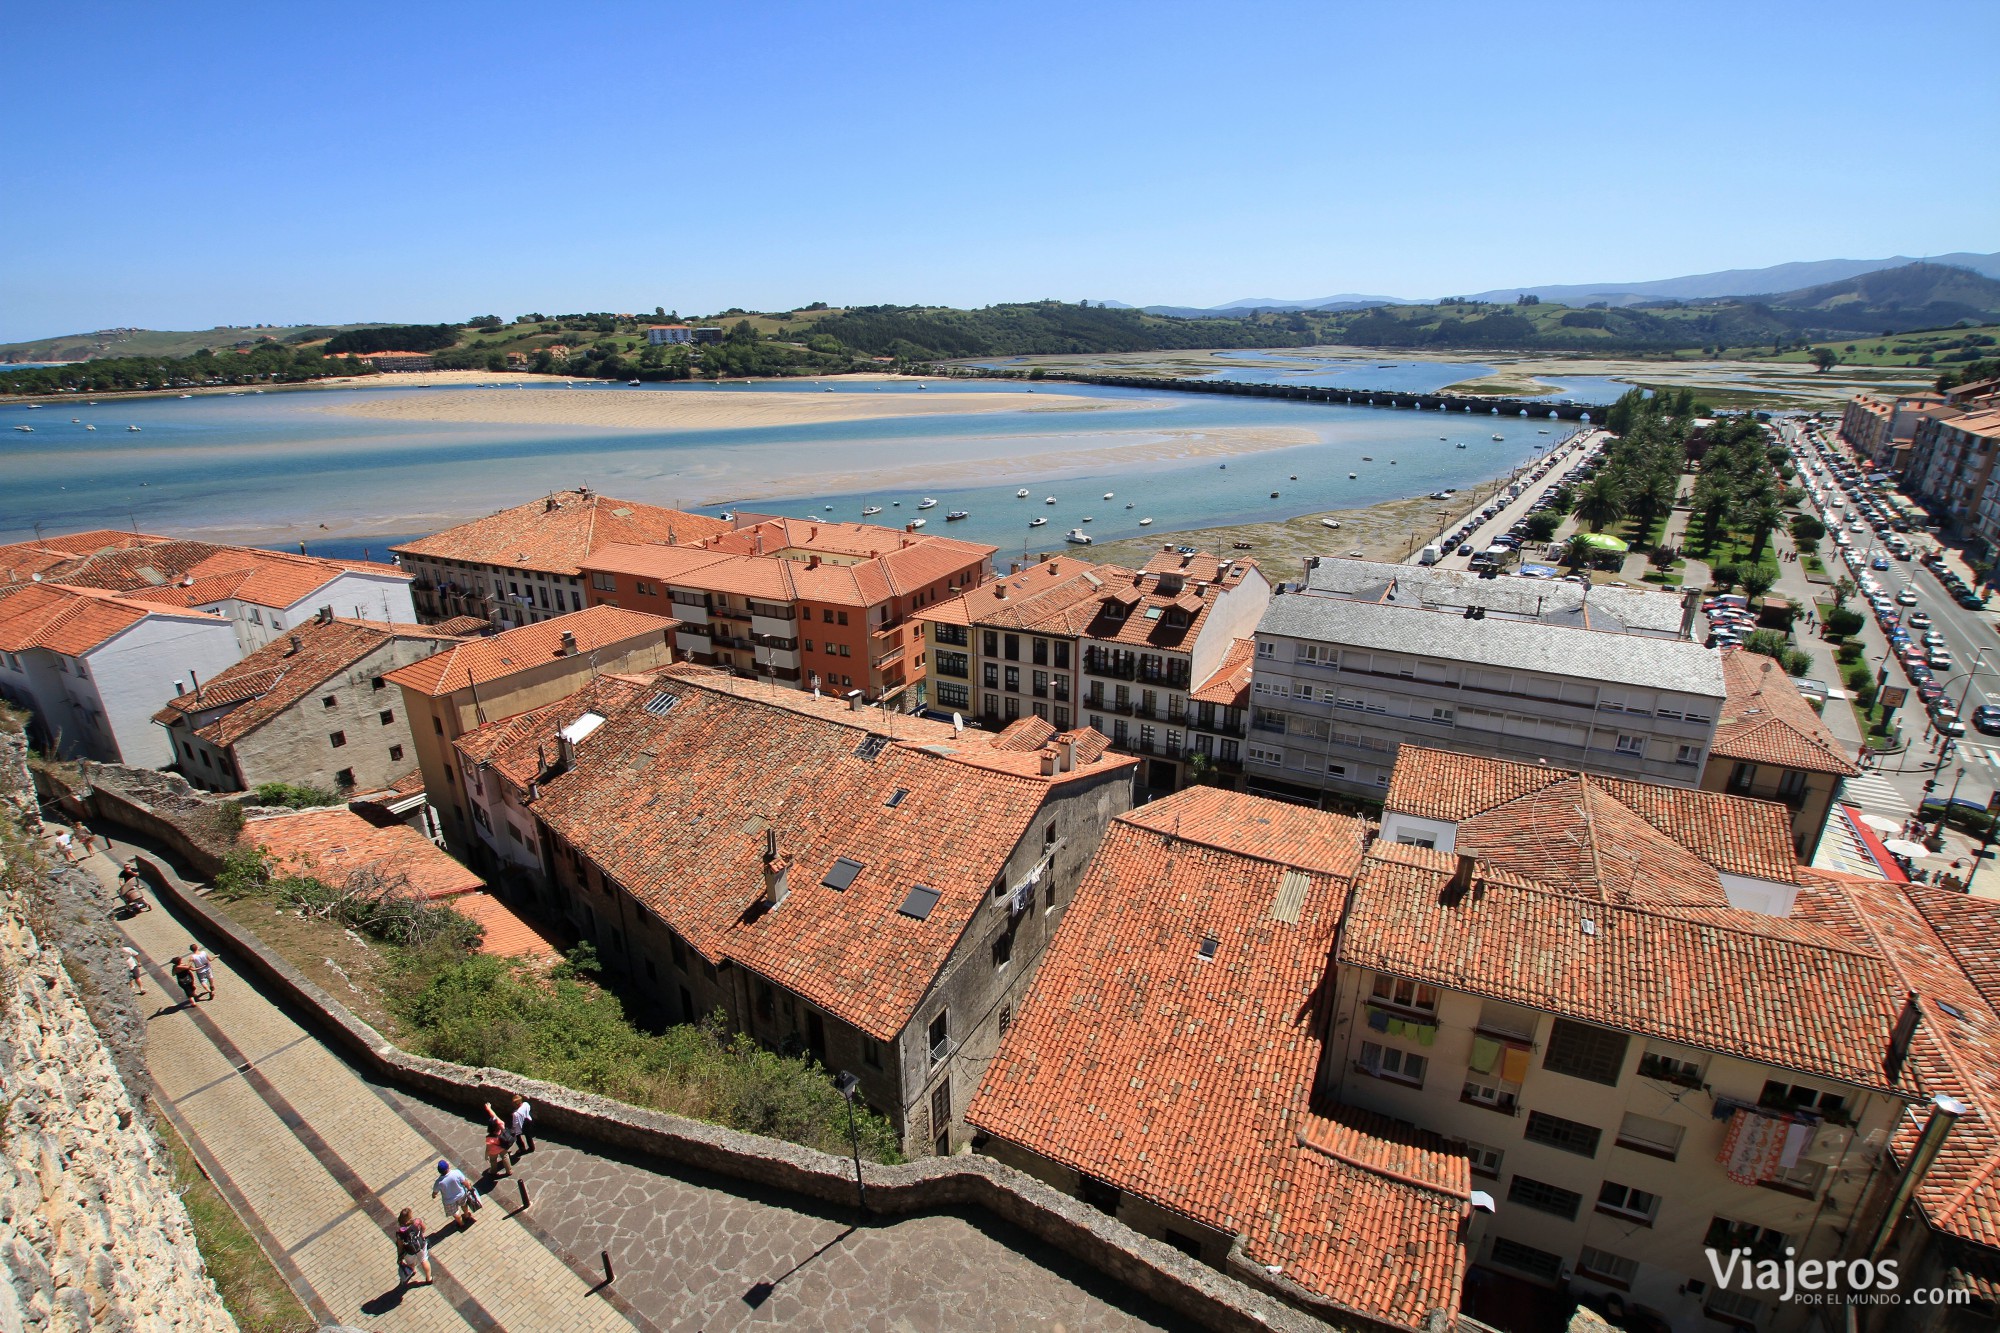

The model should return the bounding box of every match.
[1441,375,1563,397]
[1740,324,2000,368]
[157,1113,315,1333]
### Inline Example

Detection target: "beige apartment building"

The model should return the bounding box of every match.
[1700,646,1859,858]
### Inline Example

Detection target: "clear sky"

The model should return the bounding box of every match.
[2,0,1994,341]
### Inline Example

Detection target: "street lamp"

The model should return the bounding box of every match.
[832,1070,867,1216]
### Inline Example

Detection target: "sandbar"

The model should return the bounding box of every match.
[319,385,1151,432]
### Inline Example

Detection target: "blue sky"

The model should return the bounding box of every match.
[2,1,1994,341]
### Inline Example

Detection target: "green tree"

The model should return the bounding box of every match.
[1811,347,1838,372]
[1572,474,1628,532]
[1741,566,1777,601]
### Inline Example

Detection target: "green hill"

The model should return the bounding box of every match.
[0,323,386,364]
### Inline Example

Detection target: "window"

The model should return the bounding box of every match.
[1476,999,1538,1040]
[378,709,395,725]
[1616,1112,1684,1160]
[388,744,404,762]
[1371,975,1438,1014]
[1247,744,1283,766]
[1759,1080,1847,1122]
[334,768,354,789]
[1003,634,1019,661]
[372,676,386,691]
[837,611,847,626]
[991,932,1012,970]
[1255,640,1274,659]
[928,1011,949,1065]
[1729,760,1756,792]
[1776,769,1807,799]
[322,694,338,709]
[591,572,616,592]
[936,683,968,709]
[1578,1246,1639,1288]
[1676,744,1701,765]
[1524,1111,1601,1157]
[433,716,444,735]
[822,856,865,891]
[1596,1180,1659,1224]
[329,730,347,748]
[1636,1048,1703,1087]
[1032,637,1048,666]
[1488,1238,1563,1283]
[1004,666,1019,692]
[1705,1217,1789,1261]
[1458,1140,1503,1178]
[1358,1042,1426,1087]
[634,581,655,596]
[1054,641,1070,669]
[1614,734,1645,757]
[1507,1176,1582,1220]
[983,663,999,689]
[1543,1019,1628,1086]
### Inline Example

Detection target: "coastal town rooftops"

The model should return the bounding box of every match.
[1257,587,1726,697]
[586,523,993,609]
[390,490,732,577]
[245,806,484,902]
[1190,636,1254,709]
[1072,557,1261,652]
[151,616,467,748]
[1298,555,1691,637]
[1386,745,1798,885]
[0,582,227,657]
[1713,646,1860,777]
[968,791,1466,1330]
[451,673,658,791]
[1341,841,1915,1096]
[0,534,406,610]
[521,665,1133,1040]
[383,604,675,697]
[911,555,1125,630]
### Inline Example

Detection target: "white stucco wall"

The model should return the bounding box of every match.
[90,617,245,766]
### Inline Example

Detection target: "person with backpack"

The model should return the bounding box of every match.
[394,1207,432,1287]
[482,1107,512,1179]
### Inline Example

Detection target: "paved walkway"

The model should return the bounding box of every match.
[83,834,1191,1333]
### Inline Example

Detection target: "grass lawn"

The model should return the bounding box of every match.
[1750,325,2000,369]
[157,1114,315,1333]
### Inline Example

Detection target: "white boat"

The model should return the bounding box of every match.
[84,424,95,431]
[917,497,937,509]
[1103,492,1114,500]
[1043,496,1057,504]
[910,518,927,528]
[1322,519,1342,529]
[127,425,140,432]
[1492,433,1504,440]
[1029,517,1048,527]
[11,425,30,432]
[1124,502,1135,509]
[1348,472,1357,479]
[945,510,969,520]
[1139,517,1154,526]
[72,418,80,423]
[1065,529,1092,544]
[1456,442,1467,448]
[1082,515,1094,523]
[1016,488,1030,497]
[861,505,883,516]
[179,393,191,399]
[824,504,833,510]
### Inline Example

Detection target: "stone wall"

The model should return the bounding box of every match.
[0,878,236,1331]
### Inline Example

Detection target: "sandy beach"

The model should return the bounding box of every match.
[319,384,1153,431]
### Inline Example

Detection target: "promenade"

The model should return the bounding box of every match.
[90,837,1191,1332]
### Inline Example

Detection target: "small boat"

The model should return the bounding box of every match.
[179,393,191,398]
[25,404,40,410]
[861,505,883,516]
[1321,519,1342,529]
[1492,433,1504,441]
[823,387,835,393]
[11,425,30,433]
[910,518,927,528]
[1043,496,1057,505]
[1233,541,1253,550]
[1017,488,1030,498]
[1439,436,1447,441]
[824,504,833,510]
[1139,517,1154,526]
[1348,472,1357,479]
[1124,502,1135,509]
[1456,442,1467,448]
[84,424,95,431]
[1289,475,1298,480]
[628,379,642,386]
[1362,456,1373,462]
[1103,492,1114,500]
[1269,491,1280,498]
[945,510,969,520]
[1082,515,1094,523]
[71,418,80,423]
[1065,528,1092,545]
[1539,429,1550,434]
[1219,463,1227,469]
[892,501,901,506]
[128,425,141,432]
[917,497,937,509]
[719,510,734,520]
[1030,517,1049,528]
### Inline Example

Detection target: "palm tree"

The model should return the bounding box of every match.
[1573,474,1628,533]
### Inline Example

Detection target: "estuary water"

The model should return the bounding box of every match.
[0,378,1580,559]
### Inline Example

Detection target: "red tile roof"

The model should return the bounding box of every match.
[383,605,675,696]
[1341,842,1913,1094]
[912,557,1127,630]
[245,807,483,901]
[453,674,658,790]
[586,521,993,610]
[391,490,731,577]
[451,891,563,959]
[0,535,405,610]
[967,791,1466,1329]
[1712,647,1860,776]
[522,666,1134,1040]
[0,582,224,656]
[152,617,466,747]
[1190,636,1254,708]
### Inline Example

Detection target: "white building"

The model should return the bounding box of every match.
[0,584,243,766]
[646,324,693,345]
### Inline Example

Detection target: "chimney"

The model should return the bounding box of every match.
[995,583,1008,600]
[545,496,558,512]
[808,554,820,569]
[1062,739,1077,772]
[286,634,303,655]
[317,606,333,625]
[763,828,792,908]
[559,630,578,657]
[173,680,184,696]
[1444,854,1476,900]
[1863,1090,1968,1261]
[1039,750,1058,776]
[846,689,864,711]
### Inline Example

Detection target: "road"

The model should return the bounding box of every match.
[1420,426,1604,570]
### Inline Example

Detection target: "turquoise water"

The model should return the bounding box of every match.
[0,379,1578,557]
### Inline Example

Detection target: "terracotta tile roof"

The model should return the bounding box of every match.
[1386,745,1799,884]
[525,667,1131,1040]
[153,617,466,747]
[967,793,1466,1329]
[1910,888,2000,1005]
[0,536,405,610]
[245,807,483,901]
[0,582,224,656]
[431,615,493,637]
[1122,786,1363,878]
[451,891,562,959]
[1191,636,1254,708]
[1341,843,1914,1094]
[586,526,992,611]
[453,674,658,790]
[391,490,731,577]
[1712,647,1860,776]
[990,716,1058,751]
[1051,559,1259,651]
[383,605,675,696]
[912,557,1127,631]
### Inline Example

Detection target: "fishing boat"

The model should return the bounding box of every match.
[1016,488,1030,497]
[628,379,642,386]
[861,505,883,516]
[1103,492,1114,500]
[917,497,937,510]
[1081,515,1094,523]
[1043,496,1057,505]
[1029,517,1049,528]
[1362,455,1373,461]
[1065,529,1092,545]
[84,424,95,431]
[910,518,927,528]
[945,510,969,521]
[1139,517,1154,526]
[1269,491,1280,498]
[1321,519,1342,529]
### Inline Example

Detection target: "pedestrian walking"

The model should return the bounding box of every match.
[52,828,74,863]
[169,956,198,1007]
[122,945,143,996]
[186,943,215,1001]
[395,1207,432,1286]
[73,822,96,857]
[506,1093,534,1157]
[432,1160,480,1226]
[483,1113,511,1178]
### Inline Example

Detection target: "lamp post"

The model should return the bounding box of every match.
[832,1070,867,1216]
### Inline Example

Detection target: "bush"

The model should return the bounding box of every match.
[253,781,341,809]
[1922,800,1994,837]
[401,956,903,1162]
[1836,641,1863,665]
[1823,606,1864,638]
[1711,562,1740,590]
[1842,661,1874,691]
[211,845,481,951]
[1741,633,1810,679]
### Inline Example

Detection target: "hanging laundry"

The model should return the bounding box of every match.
[1416,1024,1437,1047]
[1501,1044,1531,1084]
[1779,1120,1815,1169]
[1469,1036,1501,1074]
[1368,1009,1391,1033]
[1387,1018,1409,1038]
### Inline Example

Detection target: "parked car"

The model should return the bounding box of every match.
[1973,705,2000,735]
[1898,589,1920,606]
[1910,612,1934,630]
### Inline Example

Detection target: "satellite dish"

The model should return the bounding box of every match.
[952,712,964,734]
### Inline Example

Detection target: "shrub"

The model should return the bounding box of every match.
[1823,606,1864,638]
[253,781,341,809]
[1711,562,1740,590]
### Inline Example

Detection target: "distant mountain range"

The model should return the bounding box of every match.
[1104,251,2000,316]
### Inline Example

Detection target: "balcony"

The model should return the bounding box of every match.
[751,613,797,639]
[670,601,711,625]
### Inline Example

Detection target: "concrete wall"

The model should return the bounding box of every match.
[93,616,246,768]
[132,852,1339,1333]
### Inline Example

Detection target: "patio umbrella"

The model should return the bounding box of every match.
[1882,839,1931,859]
[1856,813,1902,834]
[1573,532,1629,554]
